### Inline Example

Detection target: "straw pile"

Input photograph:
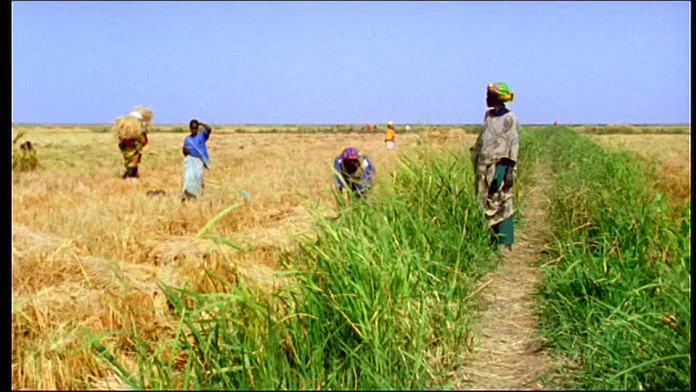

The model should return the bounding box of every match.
[113,106,153,141]
[12,224,68,255]
[12,223,183,390]
[143,234,287,292]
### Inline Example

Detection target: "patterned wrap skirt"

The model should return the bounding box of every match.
[119,139,144,169]
[475,161,515,227]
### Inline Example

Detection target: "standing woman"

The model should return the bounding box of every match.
[181,119,212,201]
[113,107,153,178]
[470,82,519,255]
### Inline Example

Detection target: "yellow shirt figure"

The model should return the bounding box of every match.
[385,128,396,142]
[385,121,397,150]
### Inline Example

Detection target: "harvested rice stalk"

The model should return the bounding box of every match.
[113,106,154,141]
[131,106,153,124]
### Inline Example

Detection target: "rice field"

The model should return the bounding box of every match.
[592,134,691,202]
[11,124,690,390]
[538,128,690,390]
[11,125,475,389]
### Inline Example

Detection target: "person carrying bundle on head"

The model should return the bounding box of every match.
[113,107,153,179]
[470,82,519,256]
[181,119,212,201]
[333,147,375,198]
[385,121,397,150]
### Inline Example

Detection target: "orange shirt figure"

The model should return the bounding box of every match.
[385,121,397,150]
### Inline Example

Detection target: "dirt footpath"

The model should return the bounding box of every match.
[456,163,564,390]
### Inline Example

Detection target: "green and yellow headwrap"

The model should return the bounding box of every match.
[487,82,514,102]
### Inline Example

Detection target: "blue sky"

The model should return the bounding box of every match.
[12,1,690,124]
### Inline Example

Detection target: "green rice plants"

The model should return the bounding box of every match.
[263,148,500,389]
[537,127,690,390]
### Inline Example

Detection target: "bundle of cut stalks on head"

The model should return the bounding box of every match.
[113,106,154,141]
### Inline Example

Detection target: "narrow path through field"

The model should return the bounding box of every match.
[456,162,559,390]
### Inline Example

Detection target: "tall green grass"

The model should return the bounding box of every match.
[537,127,690,390]
[274,150,500,389]
[91,146,510,389]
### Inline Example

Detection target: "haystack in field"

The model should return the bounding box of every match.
[113,106,153,141]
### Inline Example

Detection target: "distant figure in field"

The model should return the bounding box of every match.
[113,107,153,178]
[554,121,559,126]
[181,119,213,201]
[385,121,397,150]
[470,82,520,256]
[333,147,375,198]
[13,140,38,171]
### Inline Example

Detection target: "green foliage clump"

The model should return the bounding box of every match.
[537,127,690,390]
